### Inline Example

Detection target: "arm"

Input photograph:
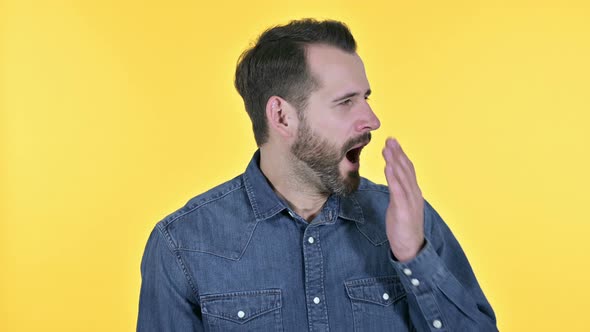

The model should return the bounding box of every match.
[382,138,497,331]
[137,226,204,332]
[390,200,497,331]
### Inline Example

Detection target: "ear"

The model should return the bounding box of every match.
[265,96,298,139]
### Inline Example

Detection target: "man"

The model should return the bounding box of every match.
[137,19,497,331]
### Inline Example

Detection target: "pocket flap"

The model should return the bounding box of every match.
[345,276,406,306]
[200,289,282,324]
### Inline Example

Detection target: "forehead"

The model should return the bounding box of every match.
[305,44,369,96]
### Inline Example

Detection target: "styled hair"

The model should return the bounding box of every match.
[234,18,357,146]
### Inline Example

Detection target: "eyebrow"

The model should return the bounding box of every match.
[331,89,372,103]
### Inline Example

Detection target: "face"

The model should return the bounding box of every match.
[289,44,381,196]
[291,116,371,196]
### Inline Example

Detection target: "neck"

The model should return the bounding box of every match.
[259,145,328,222]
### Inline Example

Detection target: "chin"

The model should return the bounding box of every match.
[338,171,361,197]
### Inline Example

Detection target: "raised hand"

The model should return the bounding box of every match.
[382,138,425,262]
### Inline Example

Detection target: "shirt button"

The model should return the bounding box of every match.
[308,237,315,244]
[382,293,390,300]
[313,297,320,304]
[403,268,412,276]
[411,278,420,286]
[433,320,443,329]
[237,310,245,319]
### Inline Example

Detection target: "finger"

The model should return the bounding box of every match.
[382,147,395,186]
[382,141,395,166]
[387,139,415,177]
[384,139,414,194]
[387,138,422,198]
[395,152,420,198]
[385,163,407,204]
[391,158,414,199]
[383,146,410,200]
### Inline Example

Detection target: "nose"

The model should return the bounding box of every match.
[356,102,381,132]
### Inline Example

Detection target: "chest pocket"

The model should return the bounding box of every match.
[345,276,414,332]
[200,289,283,332]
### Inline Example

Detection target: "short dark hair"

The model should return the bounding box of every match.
[234,18,357,146]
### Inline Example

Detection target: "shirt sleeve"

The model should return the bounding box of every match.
[137,225,204,332]
[389,199,498,332]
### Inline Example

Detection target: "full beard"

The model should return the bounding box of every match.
[290,119,371,197]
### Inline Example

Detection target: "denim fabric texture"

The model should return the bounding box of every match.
[137,151,497,331]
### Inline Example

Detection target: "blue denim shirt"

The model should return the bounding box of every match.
[137,151,497,331]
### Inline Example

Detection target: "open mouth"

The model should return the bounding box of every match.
[343,133,372,166]
[345,145,364,164]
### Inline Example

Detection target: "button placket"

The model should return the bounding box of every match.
[302,225,329,330]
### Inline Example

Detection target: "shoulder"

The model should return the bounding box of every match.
[353,177,390,208]
[358,177,389,192]
[356,177,439,216]
[354,177,444,237]
[153,174,256,259]
[158,174,246,228]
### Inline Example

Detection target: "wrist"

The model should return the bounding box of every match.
[390,238,425,263]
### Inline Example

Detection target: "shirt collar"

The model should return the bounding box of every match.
[242,150,289,222]
[338,194,365,224]
[242,150,367,226]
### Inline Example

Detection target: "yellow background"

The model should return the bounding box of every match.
[2,1,589,331]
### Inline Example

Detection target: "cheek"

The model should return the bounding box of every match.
[319,119,351,143]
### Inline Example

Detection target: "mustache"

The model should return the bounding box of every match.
[341,132,372,155]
